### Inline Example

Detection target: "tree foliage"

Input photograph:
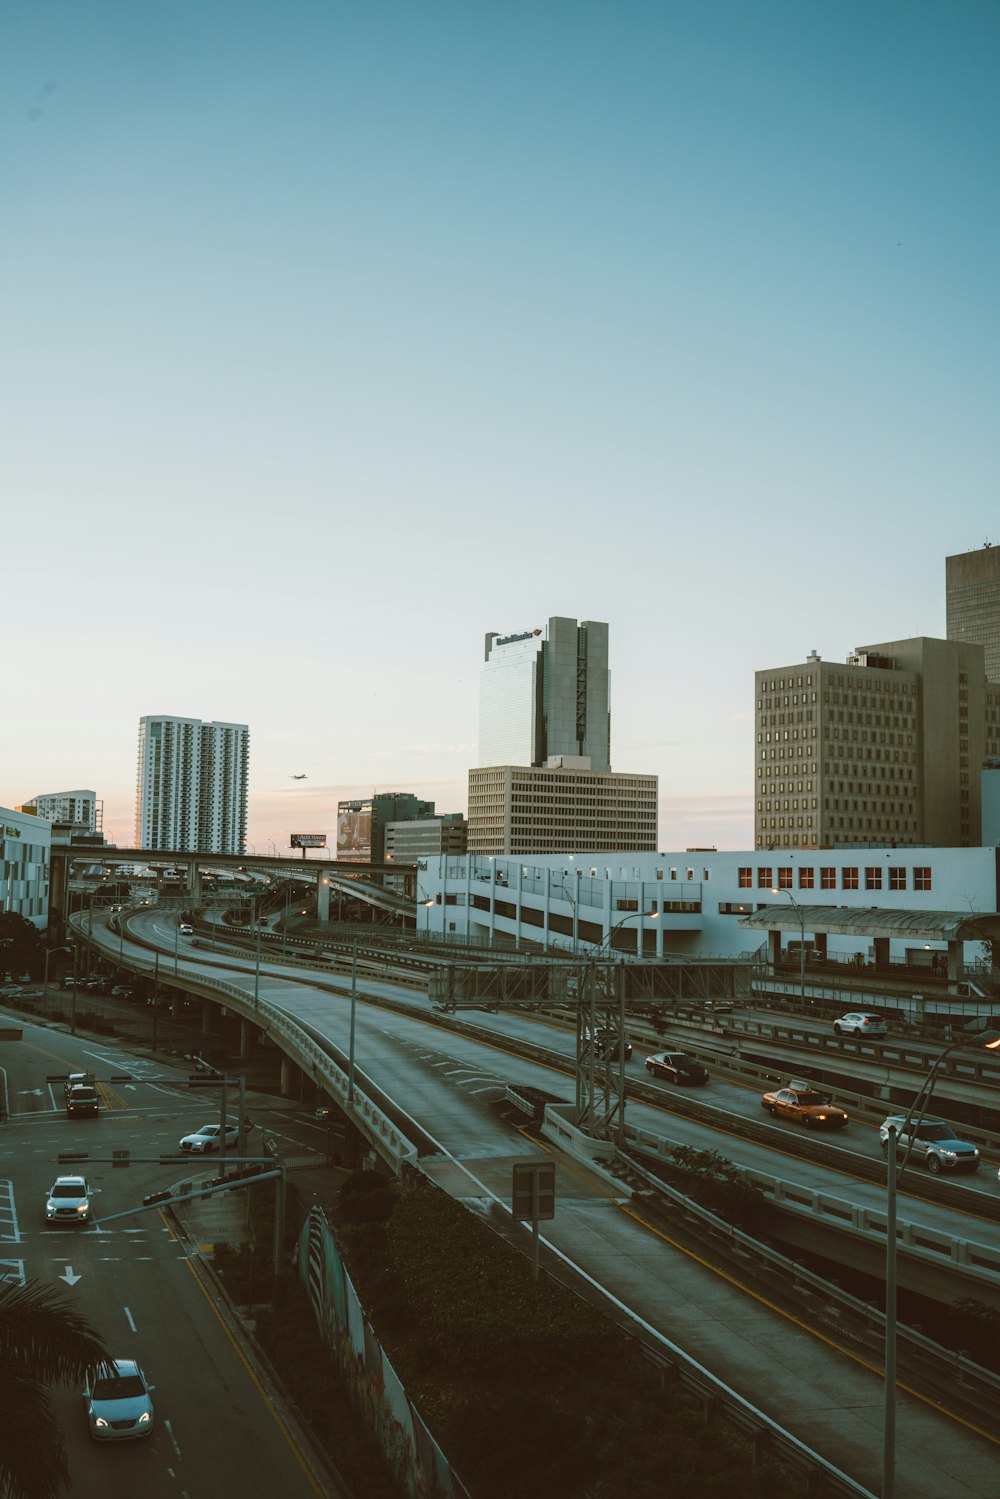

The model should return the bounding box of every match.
[0,913,44,981]
[0,1280,111,1499]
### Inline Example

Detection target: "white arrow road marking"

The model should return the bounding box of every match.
[59,1265,81,1285]
[17,1088,43,1096]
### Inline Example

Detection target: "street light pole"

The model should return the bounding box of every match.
[771,885,806,1010]
[881,1029,1000,1499]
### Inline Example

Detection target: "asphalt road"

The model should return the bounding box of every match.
[1,1018,334,1499]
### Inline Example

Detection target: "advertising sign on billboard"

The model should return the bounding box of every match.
[336,802,372,861]
[290,833,327,849]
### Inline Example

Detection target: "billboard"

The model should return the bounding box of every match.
[290,833,327,850]
[336,801,372,861]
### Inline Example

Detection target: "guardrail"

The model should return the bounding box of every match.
[611,1147,1000,1434]
[627,1120,1000,1290]
[69,915,419,1175]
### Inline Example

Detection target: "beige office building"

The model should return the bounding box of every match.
[468,757,658,856]
[755,639,1000,851]
[947,544,1000,682]
[384,815,468,860]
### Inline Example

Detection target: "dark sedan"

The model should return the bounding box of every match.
[644,1051,710,1085]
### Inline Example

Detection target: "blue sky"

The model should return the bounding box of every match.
[2,1,997,851]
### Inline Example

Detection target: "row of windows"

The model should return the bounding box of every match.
[738,865,932,891]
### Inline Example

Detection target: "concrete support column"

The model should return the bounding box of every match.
[317,874,331,923]
[279,1054,294,1097]
[873,937,891,971]
[769,930,782,967]
[543,869,553,952]
[515,863,523,953]
[239,1017,252,1057]
[603,879,613,947]
[488,861,497,946]
[201,1004,213,1034]
[946,941,963,989]
[187,865,202,901]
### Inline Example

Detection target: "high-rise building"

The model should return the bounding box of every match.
[472,617,657,853]
[134,716,248,854]
[946,544,1000,681]
[468,760,658,856]
[384,814,468,861]
[754,640,1000,851]
[478,617,610,771]
[20,790,99,833]
[336,793,435,863]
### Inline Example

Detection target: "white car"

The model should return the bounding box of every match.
[178,1123,242,1154]
[833,1011,887,1038]
[179,923,194,936]
[45,1174,91,1225]
[84,1358,154,1440]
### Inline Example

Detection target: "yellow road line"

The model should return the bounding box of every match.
[526,1129,1000,1449]
[181,1250,327,1494]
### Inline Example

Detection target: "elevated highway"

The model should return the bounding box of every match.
[57,905,1000,1497]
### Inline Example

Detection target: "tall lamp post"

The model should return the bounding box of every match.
[881,1029,1000,1499]
[771,885,806,1010]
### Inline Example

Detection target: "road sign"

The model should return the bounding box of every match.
[512,1161,555,1222]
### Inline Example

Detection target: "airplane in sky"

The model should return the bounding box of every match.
[290,774,307,780]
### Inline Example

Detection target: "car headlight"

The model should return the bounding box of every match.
[938,1149,957,1158]
[94,1417,109,1428]
[138,1411,151,1423]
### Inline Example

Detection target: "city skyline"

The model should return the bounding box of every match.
[3,3,997,852]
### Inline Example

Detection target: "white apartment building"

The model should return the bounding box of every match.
[0,804,50,929]
[417,846,1000,972]
[135,716,248,855]
[22,789,99,833]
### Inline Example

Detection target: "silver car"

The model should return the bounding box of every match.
[179,1122,242,1153]
[84,1359,154,1440]
[44,1175,91,1225]
[880,1116,980,1174]
[833,1011,887,1038]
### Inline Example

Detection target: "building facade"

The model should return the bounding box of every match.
[478,617,610,771]
[754,641,1000,851]
[0,804,50,929]
[134,716,248,854]
[384,814,468,861]
[336,793,435,863]
[418,846,1000,970]
[20,790,99,833]
[468,759,658,856]
[947,544,1000,682]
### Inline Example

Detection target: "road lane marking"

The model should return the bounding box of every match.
[182,1256,327,1494]
[124,1306,137,1332]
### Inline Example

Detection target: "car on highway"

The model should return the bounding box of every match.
[84,1358,154,1440]
[63,1072,94,1100]
[644,1050,710,1085]
[879,1116,980,1173]
[178,1122,242,1153]
[179,923,194,935]
[833,1011,887,1038]
[44,1174,91,1225]
[761,1082,849,1129]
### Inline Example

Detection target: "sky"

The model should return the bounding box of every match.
[2,1,998,854]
